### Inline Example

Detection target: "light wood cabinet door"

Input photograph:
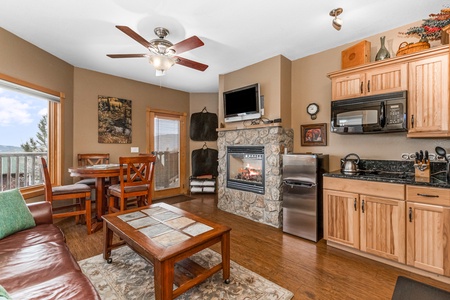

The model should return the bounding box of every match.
[365,64,407,96]
[331,73,365,100]
[408,54,450,136]
[323,190,359,249]
[331,63,407,101]
[406,202,450,276]
[360,195,406,263]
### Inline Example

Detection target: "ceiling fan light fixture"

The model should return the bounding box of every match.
[330,8,343,31]
[149,54,175,76]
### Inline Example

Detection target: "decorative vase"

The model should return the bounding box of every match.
[375,36,390,61]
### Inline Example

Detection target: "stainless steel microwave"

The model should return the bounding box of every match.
[331,91,407,134]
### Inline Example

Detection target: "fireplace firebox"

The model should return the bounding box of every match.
[227,146,264,194]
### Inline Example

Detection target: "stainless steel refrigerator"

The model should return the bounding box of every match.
[282,153,329,242]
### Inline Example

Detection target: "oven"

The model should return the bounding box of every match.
[331,91,407,134]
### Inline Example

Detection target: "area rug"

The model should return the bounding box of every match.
[391,276,450,300]
[79,246,294,300]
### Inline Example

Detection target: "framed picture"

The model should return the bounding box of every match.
[98,95,132,144]
[301,123,327,146]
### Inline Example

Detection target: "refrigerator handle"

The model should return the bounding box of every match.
[282,180,316,188]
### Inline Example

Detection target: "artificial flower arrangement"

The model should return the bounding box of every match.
[400,8,450,41]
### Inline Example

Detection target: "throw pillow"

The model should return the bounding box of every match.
[0,189,36,239]
[0,285,12,300]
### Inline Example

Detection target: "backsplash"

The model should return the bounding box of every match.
[358,159,447,175]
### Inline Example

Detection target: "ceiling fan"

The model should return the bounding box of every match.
[107,26,208,76]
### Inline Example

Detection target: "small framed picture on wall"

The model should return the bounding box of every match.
[301,123,327,146]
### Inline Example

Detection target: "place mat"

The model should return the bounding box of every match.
[79,246,294,300]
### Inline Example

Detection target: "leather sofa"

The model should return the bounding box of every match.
[0,201,100,299]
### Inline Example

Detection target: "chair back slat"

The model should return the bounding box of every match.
[119,156,156,188]
[40,157,53,202]
[78,153,110,166]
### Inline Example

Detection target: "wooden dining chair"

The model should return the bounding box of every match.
[41,157,92,234]
[108,155,156,213]
[76,153,110,187]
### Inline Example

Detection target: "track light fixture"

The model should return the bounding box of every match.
[330,8,343,31]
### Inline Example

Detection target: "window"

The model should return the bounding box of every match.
[0,73,63,198]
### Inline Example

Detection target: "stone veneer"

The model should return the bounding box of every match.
[217,126,293,228]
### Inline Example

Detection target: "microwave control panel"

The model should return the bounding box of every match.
[387,103,404,125]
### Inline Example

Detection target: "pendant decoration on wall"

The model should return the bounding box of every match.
[98,95,132,143]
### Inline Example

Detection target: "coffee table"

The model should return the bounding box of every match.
[102,203,231,300]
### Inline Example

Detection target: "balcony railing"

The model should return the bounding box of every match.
[0,152,46,191]
[154,150,179,190]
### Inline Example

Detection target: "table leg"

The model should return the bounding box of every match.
[154,259,174,300]
[103,221,113,263]
[221,231,231,283]
[95,177,105,221]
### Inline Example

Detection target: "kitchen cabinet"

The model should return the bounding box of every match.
[407,53,450,137]
[330,63,407,101]
[323,190,359,249]
[406,186,450,276]
[360,195,405,263]
[323,177,405,263]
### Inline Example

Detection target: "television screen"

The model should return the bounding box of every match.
[223,83,261,123]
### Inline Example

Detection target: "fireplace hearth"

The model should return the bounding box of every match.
[227,146,264,194]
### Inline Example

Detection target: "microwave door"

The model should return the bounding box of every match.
[333,106,383,133]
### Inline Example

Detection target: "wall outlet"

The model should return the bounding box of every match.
[131,147,139,153]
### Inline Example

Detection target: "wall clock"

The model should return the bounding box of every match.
[307,103,319,120]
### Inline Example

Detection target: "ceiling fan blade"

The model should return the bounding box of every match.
[174,56,208,71]
[170,36,204,55]
[107,54,149,58]
[116,25,152,49]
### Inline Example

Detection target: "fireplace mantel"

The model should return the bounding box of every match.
[216,122,283,132]
[217,125,293,228]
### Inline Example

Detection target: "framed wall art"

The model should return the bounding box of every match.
[98,95,132,144]
[301,123,327,146]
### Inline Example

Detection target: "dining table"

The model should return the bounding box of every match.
[68,164,123,228]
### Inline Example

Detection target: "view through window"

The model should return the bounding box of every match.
[0,82,52,191]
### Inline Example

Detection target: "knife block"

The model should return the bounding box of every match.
[415,162,430,182]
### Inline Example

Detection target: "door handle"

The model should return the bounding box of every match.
[417,193,439,198]
[360,82,363,94]
[411,114,414,128]
[367,80,370,93]
[354,198,357,211]
[409,207,413,222]
[361,199,365,213]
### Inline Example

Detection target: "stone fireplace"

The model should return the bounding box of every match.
[217,125,293,228]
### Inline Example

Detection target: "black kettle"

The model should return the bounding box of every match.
[341,153,360,174]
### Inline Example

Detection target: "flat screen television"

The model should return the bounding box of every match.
[223,83,261,123]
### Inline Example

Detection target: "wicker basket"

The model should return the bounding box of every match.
[396,41,430,56]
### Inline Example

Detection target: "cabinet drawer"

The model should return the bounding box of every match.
[323,177,405,200]
[406,185,450,206]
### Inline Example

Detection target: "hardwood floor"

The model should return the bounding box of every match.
[57,194,450,299]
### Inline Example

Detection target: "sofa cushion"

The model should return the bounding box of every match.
[0,189,36,239]
[0,224,64,254]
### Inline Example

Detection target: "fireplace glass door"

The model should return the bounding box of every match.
[227,146,264,194]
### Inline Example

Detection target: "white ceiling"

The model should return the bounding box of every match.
[0,1,447,93]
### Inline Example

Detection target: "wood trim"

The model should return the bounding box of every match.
[146,108,187,198]
[0,73,63,189]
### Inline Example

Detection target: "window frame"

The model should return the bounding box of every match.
[0,73,63,199]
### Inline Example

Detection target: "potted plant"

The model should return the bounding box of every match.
[400,8,450,43]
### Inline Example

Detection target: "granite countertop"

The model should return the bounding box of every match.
[323,159,450,189]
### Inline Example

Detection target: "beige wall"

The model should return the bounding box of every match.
[73,67,190,168]
[219,55,290,127]
[0,28,75,185]
[189,93,219,175]
[292,21,450,171]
